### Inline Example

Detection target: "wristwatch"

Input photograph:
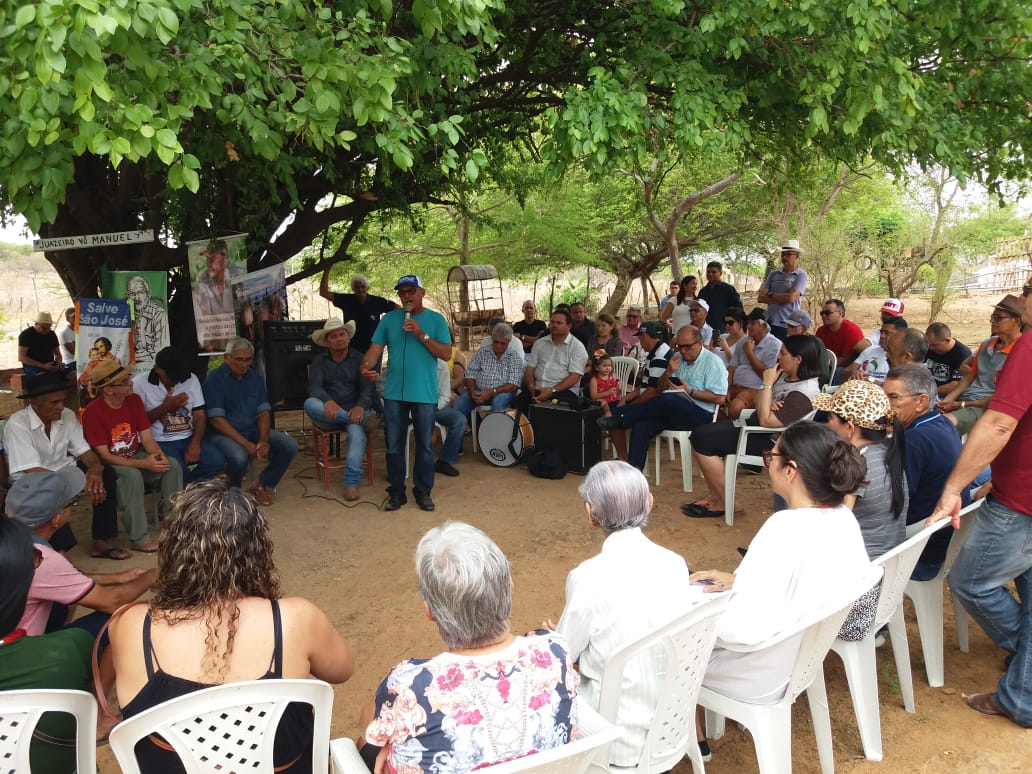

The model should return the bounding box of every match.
[422,333,430,342]
[758,384,770,391]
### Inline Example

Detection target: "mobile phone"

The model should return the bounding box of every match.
[691,578,718,587]
[669,376,683,386]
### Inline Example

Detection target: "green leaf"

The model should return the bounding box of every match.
[14,5,35,29]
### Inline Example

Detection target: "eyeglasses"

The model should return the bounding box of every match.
[885,392,922,401]
[228,355,253,364]
[397,287,419,296]
[819,310,835,317]
[676,341,701,350]
[109,377,133,388]
[724,319,738,326]
[990,313,1016,322]
[761,449,783,467]
[626,313,641,318]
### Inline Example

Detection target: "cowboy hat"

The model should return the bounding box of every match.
[311,318,357,347]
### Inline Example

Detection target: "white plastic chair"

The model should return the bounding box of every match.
[0,688,97,774]
[721,409,817,526]
[652,404,720,493]
[583,593,731,773]
[902,499,981,687]
[611,356,640,396]
[331,702,623,774]
[404,421,447,479]
[699,565,882,774]
[826,518,953,761]
[109,678,333,774]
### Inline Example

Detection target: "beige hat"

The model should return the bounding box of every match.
[311,318,356,347]
[780,239,803,254]
[812,379,894,431]
[90,358,131,389]
[34,311,55,325]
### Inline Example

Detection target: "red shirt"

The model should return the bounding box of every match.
[987,333,1032,514]
[82,393,149,458]
[815,318,865,357]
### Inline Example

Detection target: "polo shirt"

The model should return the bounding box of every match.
[675,347,728,412]
[18,541,95,636]
[730,332,781,389]
[963,335,1019,400]
[528,332,589,394]
[3,406,90,479]
[202,363,271,437]
[987,332,1032,515]
[816,319,865,357]
[373,307,451,404]
[133,371,206,442]
[761,267,808,326]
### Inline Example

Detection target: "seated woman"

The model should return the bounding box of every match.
[0,516,94,773]
[109,479,354,771]
[361,521,578,774]
[553,460,694,767]
[683,334,823,518]
[690,421,874,706]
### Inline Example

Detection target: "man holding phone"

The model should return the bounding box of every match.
[599,326,727,470]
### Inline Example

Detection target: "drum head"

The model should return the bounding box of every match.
[477,411,531,467]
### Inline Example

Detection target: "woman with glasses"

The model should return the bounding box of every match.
[689,421,872,706]
[683,334,823,519]
[715,306,747,365]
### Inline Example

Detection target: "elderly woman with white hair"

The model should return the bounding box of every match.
[360,522,579,773]
[552,460,696,767]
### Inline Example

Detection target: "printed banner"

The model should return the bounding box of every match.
[185,234,248,353]
[75,298,133,407]
[102,269,170,375]
[231,264,288,380]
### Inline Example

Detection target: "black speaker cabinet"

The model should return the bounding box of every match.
[528,402,603,474]
[263,320,325,411]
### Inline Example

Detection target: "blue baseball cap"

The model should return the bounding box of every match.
[395,274,424,290]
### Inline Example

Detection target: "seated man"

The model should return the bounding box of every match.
[0,515,95,771]
[456,323,524,419]
[725,308,781,418]
[203,337,298,505]
[7,471,157,637]
[432,359,467,478]
[133,347,226,484]
[599,325,727,470]
[618,305,644,354]
[939,294,1024,435]
[478,317,525,360]
[4,373,125,559]
[82,360,183,552]
[842,317,908,384]
[513,308,589,415]
[18,311,74,378]
[815,298,865,372]
[925,322,973,397]
[688,299,714,346]
[608,321,672,460]
[304,319,374,501]
[884,327,929,368]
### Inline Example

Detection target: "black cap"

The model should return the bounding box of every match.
[744,307,768,322]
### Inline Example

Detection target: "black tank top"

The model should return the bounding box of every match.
[121,599,314,772]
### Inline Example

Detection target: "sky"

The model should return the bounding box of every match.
[0,215,33,246]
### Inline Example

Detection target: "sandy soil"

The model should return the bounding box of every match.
[4,291,1032,772]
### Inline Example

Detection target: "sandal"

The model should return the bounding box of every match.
[90,545,130,561]
[132,541,160,553]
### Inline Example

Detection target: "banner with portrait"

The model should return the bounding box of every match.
[230,264,288,380]
[185,234,248,353]
[74,298,133,407]
[101,269,169,375]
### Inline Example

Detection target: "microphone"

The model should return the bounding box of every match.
[404,302,412,321]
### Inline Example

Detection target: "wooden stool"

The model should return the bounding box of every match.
[311,423,374,493]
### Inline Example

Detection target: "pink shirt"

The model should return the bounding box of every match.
[18,542,95,636]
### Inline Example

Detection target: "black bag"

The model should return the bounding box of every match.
[525,445,567,479]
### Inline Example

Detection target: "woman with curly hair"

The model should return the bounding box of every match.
[108,479,354,771]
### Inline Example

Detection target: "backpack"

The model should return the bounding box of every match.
[525,445,567,479]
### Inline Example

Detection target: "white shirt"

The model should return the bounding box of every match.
[132,372,205,442]
[3,406,91,479]
[557,528,694,766]
[59,325,75,364]
[528,332,589,394]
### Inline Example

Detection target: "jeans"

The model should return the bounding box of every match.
[949,495,1032,725]
[304,397,369,487]
[209,429,298,489]
[611,392,715,470]
[158,436,226,484]
[383,399,435,497]
[435,407,467,465]
[453,391,514,421]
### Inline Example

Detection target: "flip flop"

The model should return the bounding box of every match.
[90,546,130,561]
[682,504,726,518]
[132,541,161,553]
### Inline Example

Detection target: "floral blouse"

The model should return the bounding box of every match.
[366,630,579,774]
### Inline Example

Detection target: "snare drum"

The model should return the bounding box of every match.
[477,410,534,467]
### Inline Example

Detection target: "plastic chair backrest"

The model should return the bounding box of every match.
[0,688,98,774]
[109,678,333,774]
[594,594,731,771]
[871,519,953,628]
[611,356,640,397]
[484,716,624,774]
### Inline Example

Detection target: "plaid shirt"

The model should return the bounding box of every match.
[466,347,524,390]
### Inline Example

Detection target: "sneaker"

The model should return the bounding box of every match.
[597,416,620,430]
[435,460,460,477]
[248,482,274,506]
[698,740,712,763]
[384,494,407,511]
[415,495,436,512]
[343,486,360,501]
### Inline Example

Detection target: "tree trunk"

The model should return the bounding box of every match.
[601,273,634,316]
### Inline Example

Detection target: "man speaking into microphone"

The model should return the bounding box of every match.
[361,275,452,512]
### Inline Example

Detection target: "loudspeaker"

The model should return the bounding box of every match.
[528,402,603,474]
[263,320,325,411]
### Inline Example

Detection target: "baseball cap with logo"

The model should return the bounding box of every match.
[394,274,424,290]
[880,298,904,317]
[637,320,665,337]
[784,310,813,329]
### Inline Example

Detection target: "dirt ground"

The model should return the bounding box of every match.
[5,291,1032,772]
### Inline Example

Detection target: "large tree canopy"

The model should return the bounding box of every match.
[2,0,1031,299]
